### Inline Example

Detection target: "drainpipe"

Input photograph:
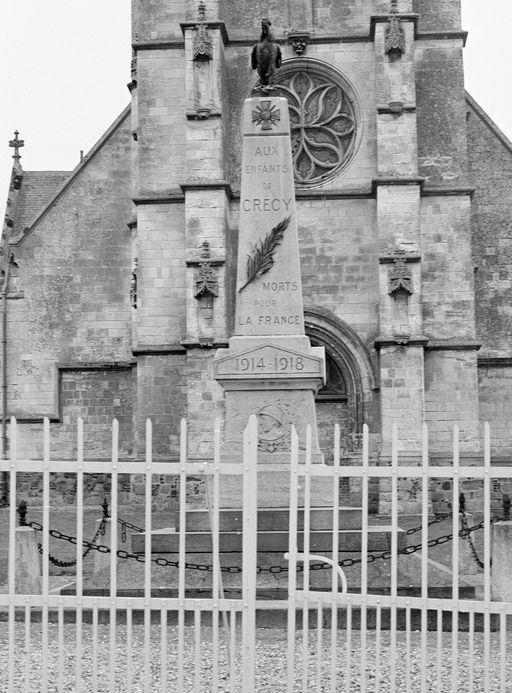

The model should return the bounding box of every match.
[0,252,9,505]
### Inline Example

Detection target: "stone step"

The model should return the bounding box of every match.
[177,506,363,532]
[131,526,404,554]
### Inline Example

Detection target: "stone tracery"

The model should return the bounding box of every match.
[272,63,358,184]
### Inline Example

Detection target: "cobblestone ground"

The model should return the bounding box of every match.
[0,622,510,692]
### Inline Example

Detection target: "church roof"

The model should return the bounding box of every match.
[12,170,71,235]
[7,104,130,242]
[465,91,512,156]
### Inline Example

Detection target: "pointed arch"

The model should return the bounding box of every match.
[304,306,378,434]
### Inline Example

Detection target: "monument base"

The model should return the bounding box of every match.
[215,467,336,509]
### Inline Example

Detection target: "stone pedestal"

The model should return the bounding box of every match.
[492,521,512,601]
[15,527,41,594]
[214,96,325,508]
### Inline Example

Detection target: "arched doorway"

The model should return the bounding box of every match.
[304,308,377,463]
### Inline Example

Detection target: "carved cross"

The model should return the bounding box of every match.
[9,130,24,161]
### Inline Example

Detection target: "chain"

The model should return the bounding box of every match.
[24,513,501,575]
[405,512,452,536]
[117,517,145,544]
[459,509,485,569]
[31,519,106,568]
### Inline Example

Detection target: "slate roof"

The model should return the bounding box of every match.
[12,170,71,235]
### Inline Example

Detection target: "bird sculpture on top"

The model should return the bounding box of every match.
[251,19,282,93]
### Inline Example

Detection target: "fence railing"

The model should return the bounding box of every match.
[1,416,512,691]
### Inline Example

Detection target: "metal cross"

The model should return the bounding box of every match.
[9,130,24,161]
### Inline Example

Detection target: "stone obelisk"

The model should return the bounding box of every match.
[214,96,326,507]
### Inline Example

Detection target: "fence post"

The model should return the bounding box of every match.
[242,415,257,692]
[15,525,41,594]
[491,521,512,601]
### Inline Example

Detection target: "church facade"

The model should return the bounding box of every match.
[2,0,512,502]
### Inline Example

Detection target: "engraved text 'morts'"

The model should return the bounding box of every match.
[242,197,292,212]
[262,281,298,291]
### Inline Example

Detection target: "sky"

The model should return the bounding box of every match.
[0,1,510,215]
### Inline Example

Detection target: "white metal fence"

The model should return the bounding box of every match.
[0,416,511,691]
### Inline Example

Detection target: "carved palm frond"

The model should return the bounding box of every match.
[238,215,291,293]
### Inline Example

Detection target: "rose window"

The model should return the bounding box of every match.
[272,62,359,185]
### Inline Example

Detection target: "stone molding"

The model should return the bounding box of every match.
[186,258,225,268]
[372,177,425,193]
[132,29,466,51]
[180,181,232,198]
[132,345,187,356]
[57,362,135,370]
[231,188,374,200]
[374,336,428,349]
[181,339,229,349]
[379,253,421,264]
[425,341,481,351]
[477,356,512,367]
[422,186,474,198]
[132,192,185,205]
[377,103,416,114]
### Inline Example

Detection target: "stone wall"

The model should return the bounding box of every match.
[6,111,133,460]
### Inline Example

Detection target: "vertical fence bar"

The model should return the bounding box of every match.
[58,597,64,691]
[420,423,429,693]
[242,415,257,692]
[7,417,17,692]
[177,418,187,692]
[451,425,460,693]
[360,423,369,692]
[92,598,99,693]
[229,602,237,693]
[287,426,300,693]
[500,606,506,693]
[436,606,443,689]
[375,600,381,691]
[194,605,202,691]
[468,608,474,692]
[483,422,491,680]
[160,600,168,692]
[109,418,119,692]
[301,425,312,692]
[75,417,84,692]
[345,596,352,693]
[211,419,223,689]
[316,603,322,690]
[41,417,51,693]
[126,599,133,691]
[24,598,31,690]
[144,418,153,693]
[405,602,411,692]
[330,423,340,693]
[389,424,398,690]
